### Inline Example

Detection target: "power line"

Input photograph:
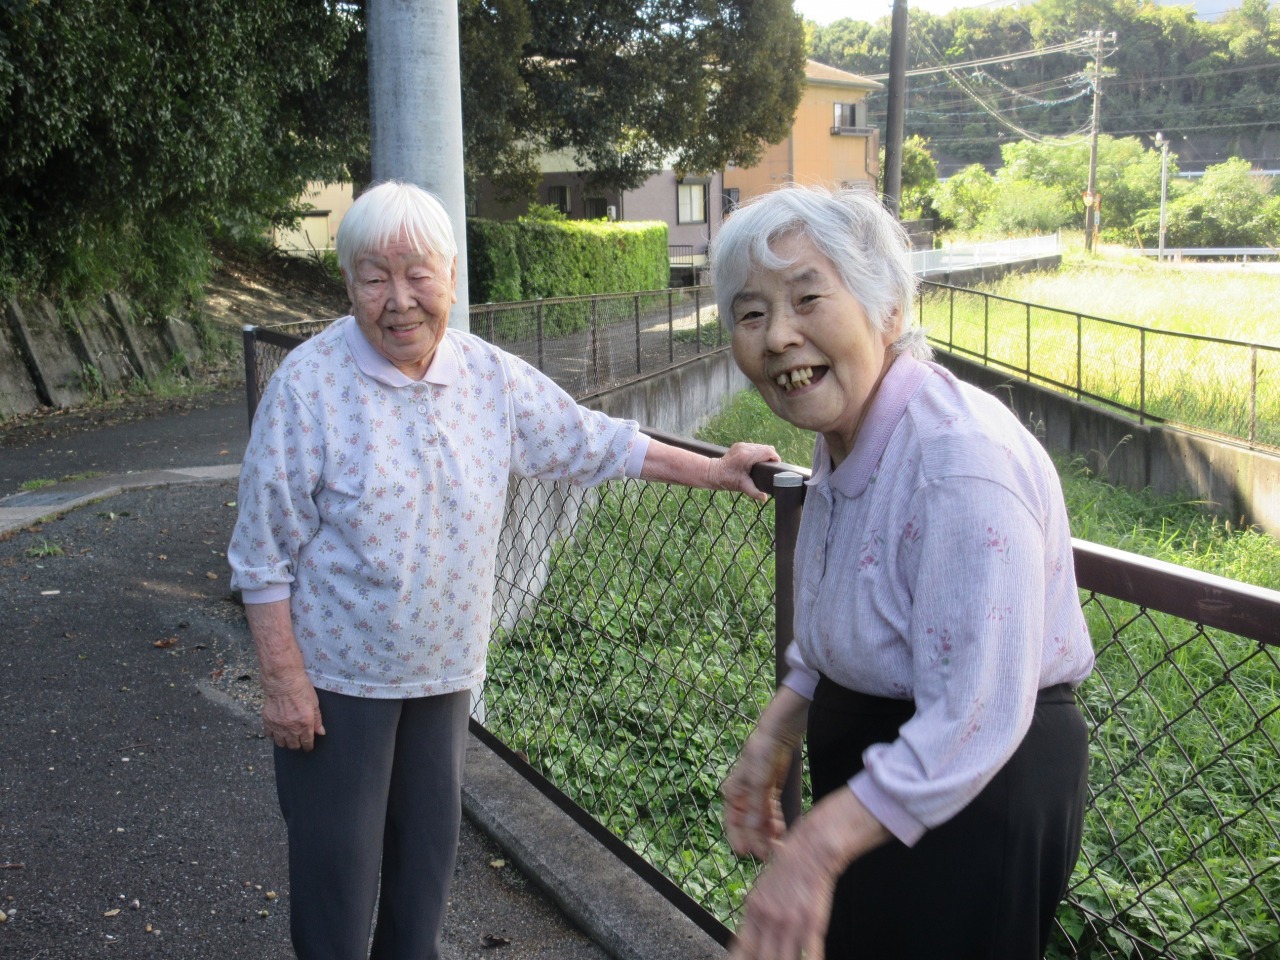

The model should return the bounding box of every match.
[862,36,1095,81]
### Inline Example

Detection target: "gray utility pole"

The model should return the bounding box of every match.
[367,0,470,328]
[1155,131,1170,261]
[882,0,908,219]
[1083,29,1115,254]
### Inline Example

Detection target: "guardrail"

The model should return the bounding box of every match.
[244,296,1280,960]
[909,233,1061,275]
[1139,247,1280,260]
[919,281,1280,451]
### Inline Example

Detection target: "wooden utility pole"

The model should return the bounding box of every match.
[1083,30,1115,254]
[883,0,908,219]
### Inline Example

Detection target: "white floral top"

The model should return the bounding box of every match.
[783,354,1094,846]
[228,317,648,698]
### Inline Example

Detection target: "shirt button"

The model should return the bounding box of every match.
[418,405,428,414]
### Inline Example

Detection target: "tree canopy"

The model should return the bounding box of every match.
[0,0,805,306]
[807,0,1280,170]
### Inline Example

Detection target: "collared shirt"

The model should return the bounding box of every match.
[228,317,649,698]
[782,354,1094,846]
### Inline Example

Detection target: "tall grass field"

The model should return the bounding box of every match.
[921,259,1280,448]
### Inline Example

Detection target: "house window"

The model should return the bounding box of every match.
[722,187,740,217]
[677,182,707,224]
[548,185,570,214]
[584,196,609,219]
[832,102,864,132]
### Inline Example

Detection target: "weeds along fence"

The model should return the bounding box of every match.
[244,314,1280,960]
[918,281,1280,451]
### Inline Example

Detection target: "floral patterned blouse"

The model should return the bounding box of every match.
[228,317,647,699]
[782,354,1095,846]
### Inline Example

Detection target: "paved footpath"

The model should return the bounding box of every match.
[0,392,722,960]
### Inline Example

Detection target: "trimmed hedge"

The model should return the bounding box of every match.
[467,218,669,305]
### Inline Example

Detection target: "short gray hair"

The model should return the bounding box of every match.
[336,180,458,279]
[711,185,930,360]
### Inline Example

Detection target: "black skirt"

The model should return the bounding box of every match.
[807,676,1089,960]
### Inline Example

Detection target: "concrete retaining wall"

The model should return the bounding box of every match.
[0,293,202,417]
[934,352,1280,537]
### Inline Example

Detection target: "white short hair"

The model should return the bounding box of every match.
[711,185,930,360]
[336,180,458,277]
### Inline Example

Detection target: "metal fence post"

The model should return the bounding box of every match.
[1076,314,1083,400]
[695,288,702,354]
[536,300,545,372]
[1139,327,1147,424]
[242,325,260,424]
[1025,302,1032,381]
[590,297,600,388]
[1249,345,1258,445]
[635,296,642,375]
[668,290,675,364]
[773,470,806,827]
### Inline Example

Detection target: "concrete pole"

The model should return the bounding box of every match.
[882,0,908,219]
[367,0,470,328]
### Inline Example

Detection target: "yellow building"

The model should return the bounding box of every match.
[724,60,882,204]
[271,182,355,254]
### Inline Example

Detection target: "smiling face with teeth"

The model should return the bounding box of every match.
[345,235,458,380]
[730,232,899,465]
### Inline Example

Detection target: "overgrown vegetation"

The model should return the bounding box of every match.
[485,386,1280,956]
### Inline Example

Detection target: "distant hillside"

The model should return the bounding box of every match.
[808,0,1280,174]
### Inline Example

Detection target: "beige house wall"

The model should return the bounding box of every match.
[792,83,879,188]
[724,60,881,205]
[273,182,356,254]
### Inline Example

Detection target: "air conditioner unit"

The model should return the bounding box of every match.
[606,205,617,221]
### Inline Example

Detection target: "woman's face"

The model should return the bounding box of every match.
[729,232,896,464]
[344,235,457,379]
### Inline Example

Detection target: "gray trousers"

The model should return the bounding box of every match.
[273,688,470,960]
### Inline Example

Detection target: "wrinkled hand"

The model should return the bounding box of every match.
[709,442,781,502]
[728,834,839,960]
[722,727,794,859]
[261,672,325,751]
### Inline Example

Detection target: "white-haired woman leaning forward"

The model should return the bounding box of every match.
[715,185,1094,960]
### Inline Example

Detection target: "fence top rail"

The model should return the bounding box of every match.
[1139,246,1280,257]
[1072,538,1280,646]
[643,432,1280,646]
[921,280,1280,353]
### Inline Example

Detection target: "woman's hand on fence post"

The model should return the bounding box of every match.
[708,442,780,502]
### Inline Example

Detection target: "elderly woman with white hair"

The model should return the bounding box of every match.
[228,180,778,960]
[714,185,1094,960]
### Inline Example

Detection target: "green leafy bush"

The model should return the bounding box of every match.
[466,217,669,315]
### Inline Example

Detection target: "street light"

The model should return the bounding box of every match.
[1154,131,1170,263]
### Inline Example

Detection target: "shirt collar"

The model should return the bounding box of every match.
[342,316,462,388]
[809,353,931,498]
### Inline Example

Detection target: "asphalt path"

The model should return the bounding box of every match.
[0,394,612,960]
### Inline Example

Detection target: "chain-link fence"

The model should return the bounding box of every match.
[919,282,1280,451]
[244,316,1280,958]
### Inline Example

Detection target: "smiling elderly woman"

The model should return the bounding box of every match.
[714,185,1094,960]
[228,180,777,960]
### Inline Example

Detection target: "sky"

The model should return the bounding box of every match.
[793,0,1012,24]
[793,0,1236,24]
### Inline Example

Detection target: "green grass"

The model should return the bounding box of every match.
[486,388,1280,956]
[921,259,1280,447]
